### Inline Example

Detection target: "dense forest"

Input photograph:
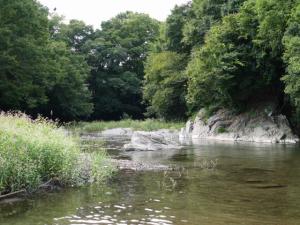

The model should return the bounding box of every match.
[2,0,300,130]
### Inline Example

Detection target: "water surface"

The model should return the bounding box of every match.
[1,138,300,225]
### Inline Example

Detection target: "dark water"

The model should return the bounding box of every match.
[1,138,300,225]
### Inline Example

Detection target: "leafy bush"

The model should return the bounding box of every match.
[0,113,113,194]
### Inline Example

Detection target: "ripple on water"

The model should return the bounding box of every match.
[52,201,177,225]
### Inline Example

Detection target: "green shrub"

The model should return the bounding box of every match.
[91,151,115,183]
[0,113,113,194]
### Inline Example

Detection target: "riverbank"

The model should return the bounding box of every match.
[69,119,184,133]
[72,104,300,152]
[0,113,115,199]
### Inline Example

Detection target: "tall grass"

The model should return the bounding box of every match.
[70,119,185,133]
[0,113,113,195]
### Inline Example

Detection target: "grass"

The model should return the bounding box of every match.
[69,119,185,133]
[0,112,114,195]
[217,127,227,134]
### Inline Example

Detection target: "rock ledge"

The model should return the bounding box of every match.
[180,108,299,144]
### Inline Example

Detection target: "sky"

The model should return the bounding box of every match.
[38,0,190,28]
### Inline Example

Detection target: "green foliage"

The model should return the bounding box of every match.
[99,12,160,77]
[186,0,294,113]
[0,0,50,111]
[150,23,169,53]
[43,40,93,120]
[182,0,246,47]
[282,3,300,102]
[282,2,300,131]
[90,151,117,183]
[51,18,94,52]
[186,14,251,111]
[164,3,193,53]
[0,0,93,121]
[144,0,247,120]
[0,113,80,193]
[70,119,184,133]
[89,70,142,120]
[84,12,160,120]
[2,0,300,130]
[0,113,114,194]
[217,127,227,133]
[143,52,188,120]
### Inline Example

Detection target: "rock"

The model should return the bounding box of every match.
[110,159,170,171]
[101,128,133,137]
[180,106,299,144]
[80,128,133,141]
[124,129,182,151]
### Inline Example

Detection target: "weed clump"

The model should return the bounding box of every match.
[0,113,113,195]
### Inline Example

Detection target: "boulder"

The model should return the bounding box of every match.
[101,128,133,137]
[124,129,182,151]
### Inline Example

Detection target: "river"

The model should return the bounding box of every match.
[1,136,300,225]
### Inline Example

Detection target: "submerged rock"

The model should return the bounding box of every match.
[110,159,170,171]
[123,129,182,151]
[180,106,299,144]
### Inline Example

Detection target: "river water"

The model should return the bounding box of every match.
[1,136,300,225]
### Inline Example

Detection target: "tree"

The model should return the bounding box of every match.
[0,0,50,113]
[143,52,188,120]
[182,0,246,47]
[0,0,93,120]
[186,14,252,111]
[282,2,300,129]
[42,41,93,120]
[50,17,94,52]
[252,0,294,96]
[100,12,160,78]
[186,0,293,113]
[164,3,193,53]
[144,0,247,119]
[84,12,160,120]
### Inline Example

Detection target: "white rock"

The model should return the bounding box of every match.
[180,107,299,144]
[101,128,133,137]
[124,129,182,151]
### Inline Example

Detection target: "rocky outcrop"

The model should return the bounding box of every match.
[180,107,299,144]
[123,129,182,151]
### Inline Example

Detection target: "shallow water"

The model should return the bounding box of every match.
[1,138,300,225]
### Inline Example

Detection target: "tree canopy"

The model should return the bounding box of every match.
[84,12,160,120]
[0,0,93,120]
[143,52,188,120]
[3,0,300,131]
[186,0,294,112]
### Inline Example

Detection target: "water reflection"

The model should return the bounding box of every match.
[1,139,300,224]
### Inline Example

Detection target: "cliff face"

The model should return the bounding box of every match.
[180,107,299,144]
